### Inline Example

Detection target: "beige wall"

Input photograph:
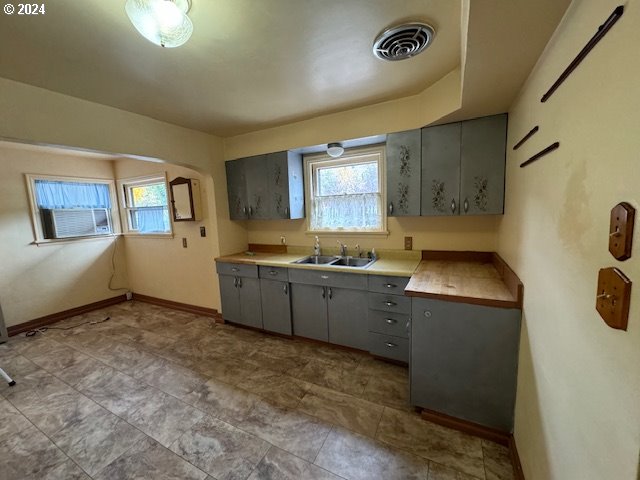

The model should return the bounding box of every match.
[499,1,640,478]
[0,143,128,328]
[114,159,220,310]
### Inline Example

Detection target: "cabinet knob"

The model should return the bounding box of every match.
[322,287,326,299]
[328,287,333,299]
[385,318,397,325]
[283,283,288,295]
[321,275,329,280]
[424,310,432,318]
[385,283,397,289]
[233,277,238,287]
[451,199,456,213]
[237,278,242,288]
[385,342,397,348]
[388,202,394,214]
[248,206,253,217]
[464,198,469,213]
[385,301,397,307]
[269,270,278,276]
[231,267,239,272]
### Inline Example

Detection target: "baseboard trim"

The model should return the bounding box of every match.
[508,435,525,480]
[7,295,128,336]
[132,293,221,322]
[420,408,511,445]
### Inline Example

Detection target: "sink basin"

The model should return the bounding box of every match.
[331,257,375,268]
[294,255,339,265]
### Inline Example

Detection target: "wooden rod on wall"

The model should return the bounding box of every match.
[519,142,560,168]
[512,126,539,150]
[541,5,624,103]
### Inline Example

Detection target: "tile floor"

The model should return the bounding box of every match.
[0,301,515,480]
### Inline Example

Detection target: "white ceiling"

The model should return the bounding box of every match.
[0,1,572,138]
[0,0,461,136]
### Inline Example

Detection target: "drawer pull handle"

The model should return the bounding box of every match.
[283,284,288,295]
[385,318,397,325]
[385,283,397,288]
[269,271,278,276]
[321,275,329,279]
[233,277,238,287]
[328,287,333,299]
[385,301,397,307]
[231,267,239,272]
[322,287,326,299]
[424,310,432,318]
[385,342,397,348]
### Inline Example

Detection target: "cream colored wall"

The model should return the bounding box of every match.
[0,144,128,328]
[499,1,640,478]
[114,159,220,310]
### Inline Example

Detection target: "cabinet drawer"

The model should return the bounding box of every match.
[368,292,411,314]
[369,332,409,363]
[288,268,367,290]
[368,275,410,295]
[259,266,289,281]
[216,262,258,278]
[368,310,410,338]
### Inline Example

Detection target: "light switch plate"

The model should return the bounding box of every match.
[609,202,635,260]
[596,267,631,330]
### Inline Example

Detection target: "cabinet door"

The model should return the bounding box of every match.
[421,122,461,216]
[219,275,240,322]
[244,154,269,220]
[286,152,305,219]
[411,298,521,432]
[386,129,421,216]
[237,276,263,329]
[267,152,291,219]
[225,160,247,220]
[460,114,507,215]
[260,279,292,335]
[327,287,368,350]
[291,284,328,341]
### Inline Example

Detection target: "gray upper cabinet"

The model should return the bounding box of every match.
[244,154,269,220]
[411,297,521,432]
[421,122,461,216]
[386,129,422,216]
[460,114,507,215]
[225,159,247,220]
[327,287,368,351]
[226,151,304,221]
[267,151,304,219]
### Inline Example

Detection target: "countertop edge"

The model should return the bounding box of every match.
[404,289,521,310]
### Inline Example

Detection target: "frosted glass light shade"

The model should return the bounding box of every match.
[327,143,345,158]
[126,0,193,48]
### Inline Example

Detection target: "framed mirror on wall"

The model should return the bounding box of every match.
[169,177,202,222]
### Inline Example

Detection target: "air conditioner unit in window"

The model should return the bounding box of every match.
[41,208,112,239]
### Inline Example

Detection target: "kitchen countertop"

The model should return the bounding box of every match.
[404,258,521,309]
[215,251,420,277]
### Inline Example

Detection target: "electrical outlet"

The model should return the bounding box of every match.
[280,235,286,245]
[200,226,206,237]
[404,236,413,250]
[182,238,188,248]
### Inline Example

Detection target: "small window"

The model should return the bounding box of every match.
[118,175,172,235]
[25,175,116,242]
[305,146,386,233]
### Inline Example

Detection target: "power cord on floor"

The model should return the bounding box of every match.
[25,316,111,337]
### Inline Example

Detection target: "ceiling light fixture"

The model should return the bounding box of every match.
[125,0,193,48]
[327,142,345,158]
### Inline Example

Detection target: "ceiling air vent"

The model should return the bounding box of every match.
[372,22,435,61]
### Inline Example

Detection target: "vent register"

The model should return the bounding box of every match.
[373,22,435,61]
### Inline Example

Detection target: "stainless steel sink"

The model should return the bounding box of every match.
[294,255,339,265]
[331,257,375,268]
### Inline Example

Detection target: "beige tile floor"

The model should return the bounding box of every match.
[0,301,515,480]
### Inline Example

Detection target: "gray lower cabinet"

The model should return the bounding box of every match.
[290,283,328,341]
[410,297,521,432]
[386,129,422,217]
[260,278,292,335]
[217,262,263,329]
[327,287,368,350]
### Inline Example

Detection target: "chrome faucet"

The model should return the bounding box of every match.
[314,236,321,256]
[355,244,362,258]
[337,240,347,257]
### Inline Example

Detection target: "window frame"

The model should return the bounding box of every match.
[117,173,173,238]
[25,173,120,245]
[304,145,388,236]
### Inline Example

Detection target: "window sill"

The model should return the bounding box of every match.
[122,233,174,239]
[32,234,119,246]
[305,230,389,238]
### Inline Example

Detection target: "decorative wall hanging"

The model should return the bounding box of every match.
[609,202,635,260]
[519,142,560,168]
[596,267,631,330]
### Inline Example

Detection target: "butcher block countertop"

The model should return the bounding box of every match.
[405,251,524,309]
